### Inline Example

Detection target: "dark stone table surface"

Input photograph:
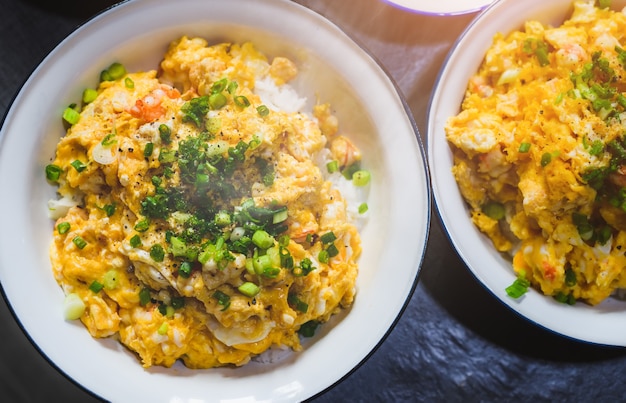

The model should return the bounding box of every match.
[2,0,626,401]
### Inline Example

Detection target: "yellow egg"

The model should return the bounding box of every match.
[48,37,364,368]
[446,1,626,306]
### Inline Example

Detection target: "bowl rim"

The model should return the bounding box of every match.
[427,0,626,347]
[0,0,431,400]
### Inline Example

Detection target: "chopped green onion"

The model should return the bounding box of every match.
[266,247,281,267]
[227,81,238,94]
[518,142,531,153]
[234,95,250,108]
[589,140,604,156]
[212,290,231,310]
[358,203,369,214]
[150,244,165,262]
[101,133,116,147]
[214,211,231,227]
[540,152,552,166]
[159,124,171,144]
[63,107,80,125]
[320,231,337,244]
[89,280,104,293]
[124,77,134,89]
[70,160,87,172]
[171,297,185,309]
[262,266,280,278]
[280,246,294,269]
[57,222,71,234]
[101,203,116,217]
[252,255,272,275]
[318,250,329,264]
[100,69,113,82]
[496,67,521,86]
[278,235,290,247]
[63,293,85,320]
[134,219,150,232]
[139,288,151,306]
[106,62,126,80]
[45,164,63,182]
[597,225,612,245]
[252,230,275,249]
[129,234,142,248]
[481,201,505,220]
[178,261,192,278]
[72,236,87,249]
[257,105,269,117]
[505,275,530,299]
[564,267,577,287]
[326,243,339,258]
[352,170,371,187]
[211,78,228,94]
[143,142,154,158]
[209,93,227,110]
[206,117,222,134]
[598,0,611,9]
[238,282,260,297]
[288,294,309,313]
[272,208,288,224]
[157,322,169,335]
[294,258,315,277]
[82,88,98,104]
[103,270,119,290]
[249,135,262,150]
[326,160,339,173]
[572,212,594,241]
[298,320,319,337]
[158,149,177,163]
[554,291,576,305]
[182,95,210,127]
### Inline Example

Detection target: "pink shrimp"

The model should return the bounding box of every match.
[330,135,361,169]
[128,84,181,122]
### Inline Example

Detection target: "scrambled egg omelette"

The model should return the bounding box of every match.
[45,36,369,368]
[446,1,626,305]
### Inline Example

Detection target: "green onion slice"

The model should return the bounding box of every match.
[63,293,85,320]
[481,201,505,220]
[89,280,104,293]
[72,236,87,249]
[63,107,80,125]
[358,203,369,214]
[238,282,260,297]
[70,160,87,172]
[57,222,71,234]
[82,88,98,104]
[352,170,371,187]
[234,95,250,108]
[45,164,63,182]
[257,105,269,117]
[518,142,531,153]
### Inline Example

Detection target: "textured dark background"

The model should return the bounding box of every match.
[2,0,626,401]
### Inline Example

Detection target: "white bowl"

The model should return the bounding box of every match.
[384,0,494,15]
[0,0,430,401]
[428,0,626,346]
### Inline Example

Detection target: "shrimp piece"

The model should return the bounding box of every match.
[128,84,181,122]
[468,75,493,98]
[477,147,511,178]
[330,135,361,169]
[313,103,338,137]
[554,43,588,67]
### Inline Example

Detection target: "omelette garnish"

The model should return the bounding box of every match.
[446,0,626,306]
[45,37,369,368]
